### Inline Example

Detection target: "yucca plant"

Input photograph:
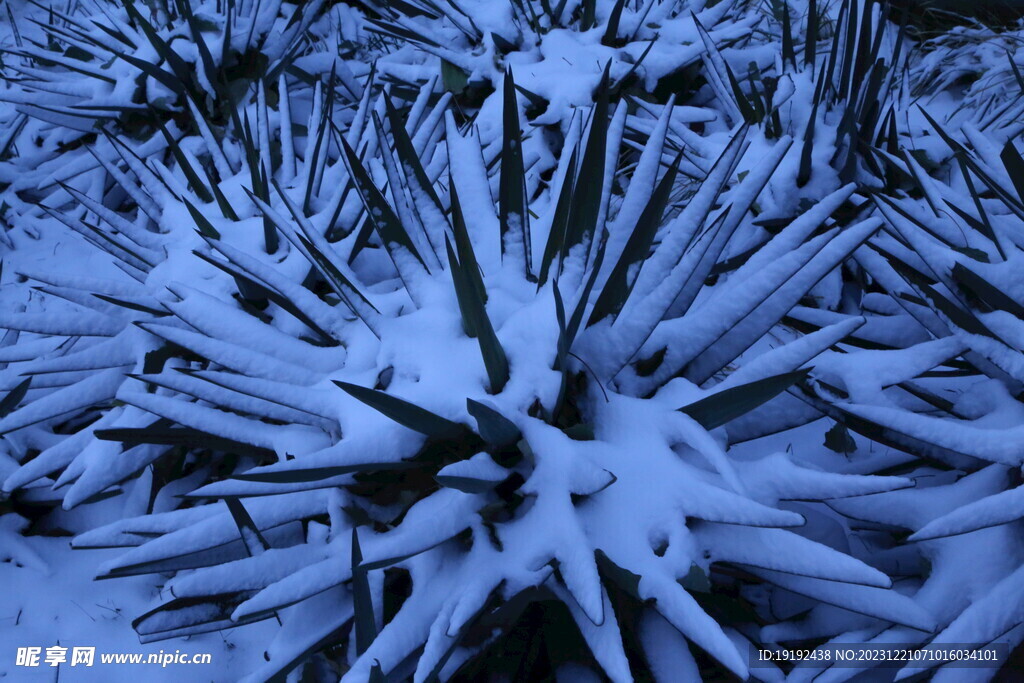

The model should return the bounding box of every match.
[751,100,1024,680]
[709,0,912,190]
[912,19,1024,131]
[0,0,338,211]
[9,0,1024,680]
[360,0,761,117]
[0,47,937,677]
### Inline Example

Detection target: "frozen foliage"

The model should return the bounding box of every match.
[1,0,1024,680]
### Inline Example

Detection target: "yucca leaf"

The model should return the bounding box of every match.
[225,497,271,555]
[383,94,445,218]
[340,137,426,268]
[294,234,382,338]
[435,473,503,494]
[0,378,30,419]
[351,528,377,655]
[230,462,416,485]
[446,237,510,393]
[564,64,611,260]
[120,0,195,97]
[466,398,521,448]
[589,148,682,326]
[190,250,334,342]
[183,197,221,239]
[203,163,240,221]
[580,0,596,29]
[372,110,440,271]
[538,145,578,286]
[304,73,336,214]
[95,426,275,460]
[601,0,627,46]
[92,293,169,317]
[334,381,465,440]
[499,68,531,278]
[725,61,758,124]
[113,49,187,97]
[133,593,267,643]
[552,281,570,415]
[179,1,219,99]
[154,120,214,203]
[440,57,469,93]
[594,550,641,600]
[1001,140,1024,206]
[952,263,1024,318]
[566,235,606,348]
[449,179,486,306]
[679,369,811,431]
[952,156,1004,260]
[797,64,826,187]
[781,3,796,69]
[806,0,818,67]
[97,522,306,579]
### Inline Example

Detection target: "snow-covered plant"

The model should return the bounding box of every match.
[714,0,911,190]
[761,107,1024,680]
[912,19,1024,128]
[0,38,934,677]
[362,0,758,119]
[0,0,334,207]
[16,0,1024,679]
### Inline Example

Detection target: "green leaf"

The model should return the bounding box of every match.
[806,0,817,67]
[538,145,578,286]
[952,263,1024,318]
[225,497,271,555]
[781,3,796,69]
[92,293,169,317]
[589,149,682,326]
[565,235,606,348]
[133,592,267,642]
[1001,140,1024,207]
[601,0,627,45]
[824,421,857,455]
[679,563,711,593]
[120,0,196,98]
[352,528,377,655]
[383,95,445,217]
[114,49,186,97]
[340,137,425,268]
[679,369,811,431]
[594,549,640,599]
[499,68,531,278]
[155,121,214,203]
[919,282,996,339]
[0,378,30,419]
[441,58,468,93]
[466,398,521,448]
[563,64,611,259]
[580,0,596,30]
[435,474,502,494]
[797,64,825,188]
[95,425,275,460]
[231,461,416,484]
[334,381,465,440]
[449,179,487,308]
[446,237,510,393]
[304,72,336,215]
[190,248,333,343]
[183,197,221,239]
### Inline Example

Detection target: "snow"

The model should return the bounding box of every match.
[1,0,1023,679]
